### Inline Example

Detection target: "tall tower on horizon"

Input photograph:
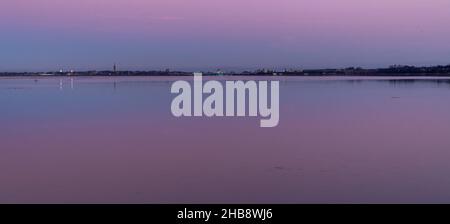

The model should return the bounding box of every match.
[113,63,117,73]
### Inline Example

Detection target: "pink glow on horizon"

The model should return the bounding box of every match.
[3,0,450,36]
[1,0,450,70]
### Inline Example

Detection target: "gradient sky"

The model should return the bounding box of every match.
[1,0,450,71]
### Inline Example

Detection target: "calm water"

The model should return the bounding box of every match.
[2,76,450,203]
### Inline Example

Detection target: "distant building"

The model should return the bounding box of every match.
[216,69,224,76]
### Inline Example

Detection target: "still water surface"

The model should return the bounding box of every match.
[1,76,450,203]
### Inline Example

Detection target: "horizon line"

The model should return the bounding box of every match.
[2,63,450,74]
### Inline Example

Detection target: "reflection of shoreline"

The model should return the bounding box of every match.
[2,73,450,77]
[3,76,450,84]
[4,76,450,92]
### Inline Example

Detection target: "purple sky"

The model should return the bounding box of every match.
[1,0,450,71]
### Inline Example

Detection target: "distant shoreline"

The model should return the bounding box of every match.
[2,65,450,77]
[3,74,450,77]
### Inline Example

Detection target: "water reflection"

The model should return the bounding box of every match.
[1,76,450,203]
[341,78,450,86]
